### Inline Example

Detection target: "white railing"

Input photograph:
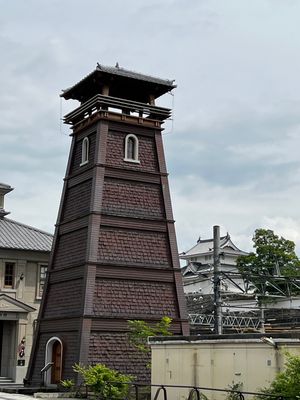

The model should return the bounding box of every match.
[189,313,261,329]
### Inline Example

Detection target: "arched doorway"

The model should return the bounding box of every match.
[45,337,63,385]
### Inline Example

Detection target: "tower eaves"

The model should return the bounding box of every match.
[61,64,176,104]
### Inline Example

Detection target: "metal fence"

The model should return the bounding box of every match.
[132,383,286,400]
[74,382,288,400]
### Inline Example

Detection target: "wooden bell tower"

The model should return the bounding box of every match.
[26,64,189,384]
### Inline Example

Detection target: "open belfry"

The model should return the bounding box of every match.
[26,64,189,384]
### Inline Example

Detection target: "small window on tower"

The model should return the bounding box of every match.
[124,134,140,163]
[80,137,89,166]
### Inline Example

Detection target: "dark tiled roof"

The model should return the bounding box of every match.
[96,64,175,87]
[61,64,176,103]
[61,63,176,96]
[181,233,248,257]
[0,217,53,252]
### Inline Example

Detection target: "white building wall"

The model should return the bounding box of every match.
[151,338,300,400]
[0,249,49,383]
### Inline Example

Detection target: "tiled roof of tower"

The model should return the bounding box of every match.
[97,63,176,86]
[0,217,53,252]
[61,64,176,103]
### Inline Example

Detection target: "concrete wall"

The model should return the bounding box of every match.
[150,336,300,400]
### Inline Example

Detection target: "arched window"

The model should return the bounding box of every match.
[80,137,89,166]
[124,134,140,163]
[44,337,63,385]
[127,137,135,159]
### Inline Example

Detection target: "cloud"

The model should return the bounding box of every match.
[1,0,300,257]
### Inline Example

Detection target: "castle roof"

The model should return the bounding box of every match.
[180,233,248,258]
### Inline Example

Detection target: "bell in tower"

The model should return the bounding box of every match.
[26,64,189,385]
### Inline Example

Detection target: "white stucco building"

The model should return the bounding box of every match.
[150,333,300,399]
[0,183,52,384]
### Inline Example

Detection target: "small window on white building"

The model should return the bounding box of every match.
[4,262,15,288]
[80,137,89,166]
[124,134,140,163]
[37,264,47,299]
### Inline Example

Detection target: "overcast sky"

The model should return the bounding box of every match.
[1,0,300,254]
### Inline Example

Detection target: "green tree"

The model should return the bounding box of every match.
[259,352,300,399]
[128,316,172,355]
[237,229,300,277]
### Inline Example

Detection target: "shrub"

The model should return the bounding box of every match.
[225,382,243,400]
[73,363,133,400]
[259,352,300,399]
[60,378,75,391]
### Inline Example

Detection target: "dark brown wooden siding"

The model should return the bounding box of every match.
[53,228,88,269]
[102,178,165,219]
[97,228,171,265]
[106,131,159,172]
[43,279,83,318]
[62,179,92,221]
[88,332,150,382]
[69,132,96,175]
[93,278,179,318]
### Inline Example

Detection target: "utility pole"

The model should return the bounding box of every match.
[213,225,223,334]
[259,302,265,333]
